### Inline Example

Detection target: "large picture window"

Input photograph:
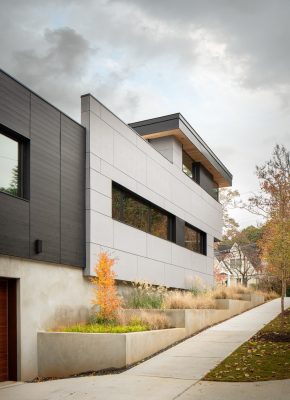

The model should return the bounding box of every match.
[112,183,172,241]
[184,223,206,255]
[0,132,21,197]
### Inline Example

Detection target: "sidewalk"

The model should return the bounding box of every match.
[1,298,289,400]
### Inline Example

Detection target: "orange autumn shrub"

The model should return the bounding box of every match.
[91,251,121,321]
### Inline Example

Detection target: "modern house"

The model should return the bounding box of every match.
[0,69,232,381]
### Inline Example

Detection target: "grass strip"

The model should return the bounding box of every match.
[61,323,149,334]
[204,308,290,382]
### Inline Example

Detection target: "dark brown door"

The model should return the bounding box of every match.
[0,279,17,381]
[0,280,8,381]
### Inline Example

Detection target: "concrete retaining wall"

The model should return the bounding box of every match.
[38,328,185,378]
[125,328,186,365]
[38,295,264,378]
[184,309,231,335]
[215,299,251,315]
[38,332,126,378]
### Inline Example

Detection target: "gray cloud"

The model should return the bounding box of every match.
[6,27,94,118]
[110,0,290,94]
[13,27,93,80]
[0,0,289,229]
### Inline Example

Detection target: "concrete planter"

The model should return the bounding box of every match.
[38,328,185,378]
[215,299,251,315]
[38,294,264,378]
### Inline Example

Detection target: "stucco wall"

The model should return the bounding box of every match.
[0,255,93,380]
[82,95,222,288]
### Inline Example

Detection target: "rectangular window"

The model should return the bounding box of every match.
[182,150,193,179]
[182,150,200,184]
[184,223,206,255]
[0,132,21,197]
[112,183,172,241]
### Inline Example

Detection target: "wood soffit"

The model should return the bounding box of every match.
[143,128,230,187]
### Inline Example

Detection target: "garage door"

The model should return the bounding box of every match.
[0,280,8,381]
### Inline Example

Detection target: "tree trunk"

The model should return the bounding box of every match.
[280,273,286,330]
[281,276,286,313]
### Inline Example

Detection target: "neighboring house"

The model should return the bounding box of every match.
[214,256,233,286]
[214,242,261,287]
[0,69,232,381]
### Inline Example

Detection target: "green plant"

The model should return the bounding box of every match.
[62,322,149,333]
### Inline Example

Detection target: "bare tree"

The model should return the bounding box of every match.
[219,188,240,239]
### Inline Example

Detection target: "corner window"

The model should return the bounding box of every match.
[112,183,172,241]
[184,223,206,255]
[0,130,28,199]
[182,150,200,184]
[182,150,193,179]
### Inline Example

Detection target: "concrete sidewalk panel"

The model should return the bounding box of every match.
[125,354,221,380]
[177,379,290,400]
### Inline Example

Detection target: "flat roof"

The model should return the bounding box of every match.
[129,113,232,187]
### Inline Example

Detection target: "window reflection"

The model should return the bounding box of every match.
[0,133,20,197]
[150,208,168,240]
[123,196,149,232]
[112,184,171,241]
[184,224,206,255]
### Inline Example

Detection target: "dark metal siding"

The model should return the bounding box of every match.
[30,94,61,263]
[0,193,29,257]
[199,165,214,198]
[60,115,85,267]
[0,71,85,267]
[0,72,30,139]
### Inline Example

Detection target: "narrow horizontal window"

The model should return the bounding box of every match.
[184,223,206,255]
[112,183,172,241]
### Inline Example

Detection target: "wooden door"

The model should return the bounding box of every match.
[0,280,8,381]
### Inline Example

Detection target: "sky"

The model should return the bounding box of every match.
[1,0,289,228]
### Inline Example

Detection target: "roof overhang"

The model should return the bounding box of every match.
[129,113,232,187]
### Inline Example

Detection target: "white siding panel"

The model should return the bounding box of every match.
[113,250,138,282]
[89,190,111,216]
[101,160,137,194]
[89,169,111,197]
[146,235,172,264]
[113,132,147,184]
[114,221,147,257]
[89,153,101,172]
[171,244,192,269]
[90,211,114,247]
[100,105,137,145]
[90,112,114,163]
[191,252,207,274]
[147,159,172,201]
[164,264,185,288]
[137,257,165,285]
